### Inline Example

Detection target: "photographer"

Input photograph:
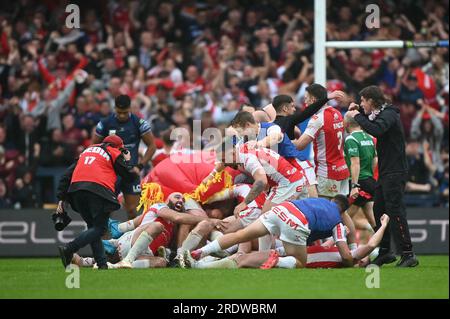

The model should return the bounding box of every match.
[55,135,137,270]
[346,85,418,268]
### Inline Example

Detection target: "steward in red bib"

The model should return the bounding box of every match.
[56,135,137,269]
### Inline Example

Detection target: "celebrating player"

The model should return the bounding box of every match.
[294,84,350,198]
[109,192,221,269]
[184,213,389,269]
[188,195,354,268]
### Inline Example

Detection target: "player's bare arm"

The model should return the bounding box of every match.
[138,131,157,169]
[233,170,267,217]
[294,134,313,150]
[349,157,361,199]
[157,207,216,226]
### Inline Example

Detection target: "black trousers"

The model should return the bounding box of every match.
[66,190,114,266]
[373,172,413,254]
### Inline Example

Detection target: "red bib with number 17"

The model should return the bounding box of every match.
[71,144,122,192]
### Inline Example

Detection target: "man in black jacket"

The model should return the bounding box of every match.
[56,135,137,269]
[346,85,418,267]
[272,90,345,140]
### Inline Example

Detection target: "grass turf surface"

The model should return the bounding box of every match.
[0,256,448,299]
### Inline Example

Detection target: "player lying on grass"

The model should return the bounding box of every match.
[187,195,354,268]
[101,192,223,269]
[70,250,167,269]
[107,196,212,266]
[183,214,389,269]
[176,183,267,264]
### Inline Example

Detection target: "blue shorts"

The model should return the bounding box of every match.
[116,174,141,195]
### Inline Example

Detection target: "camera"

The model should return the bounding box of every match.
[52,206,72,231]
[119,147,129,156]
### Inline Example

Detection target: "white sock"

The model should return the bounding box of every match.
[176,247,183,256]
[200,240,222,257]
[276,256,297,268]
[224,244,238,255]
[198,256,219,263]
[124,231,153,263]
[274,239,283,249]
[181,232,203,251]
[132,259,151,268]
[209,230,223,241]
[275,246,286,257]
[258,234,272,251]
[196,258,238,269]
[81,257,95,267]
[370,247,380,259]
[118,220,135,233]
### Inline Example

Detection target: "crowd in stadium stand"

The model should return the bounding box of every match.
[0,0,448,209]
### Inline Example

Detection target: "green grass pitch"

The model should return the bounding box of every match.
[0,256,448,299]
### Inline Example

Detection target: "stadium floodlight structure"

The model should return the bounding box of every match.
[314,0,450,86]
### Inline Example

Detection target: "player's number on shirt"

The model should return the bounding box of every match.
[84,156,96,165]
[337,131,343,150]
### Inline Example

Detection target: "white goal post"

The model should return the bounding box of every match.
[314,0,449,85]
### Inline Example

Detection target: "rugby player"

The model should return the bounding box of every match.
[104,192,220,269]
[93,94,156,219]
[184,214,389,269]
[188,195,354,268]
[294,84,350,199]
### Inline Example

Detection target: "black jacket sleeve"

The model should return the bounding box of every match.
[113,154,138,183]
[354,108,396,138]
[291,97,329,125]
[56,160,78,201]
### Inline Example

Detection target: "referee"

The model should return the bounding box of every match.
[346,85,418,267]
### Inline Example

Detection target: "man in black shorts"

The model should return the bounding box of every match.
[93,95,156,218]
[344,112,377,232]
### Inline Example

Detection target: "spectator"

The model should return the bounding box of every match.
[0,178,11,208]
[0,0,448,208]
[399,74,424,108]
[62,113,84,155]
[434,146,449,206]
[39,129,74,167]
[405,139,436,194]
[72,95,100,139]
[0,144,19,191]
[328,47,389,96]
[15,114,41,169]
[11,170,39,209]
[411,100,445,172]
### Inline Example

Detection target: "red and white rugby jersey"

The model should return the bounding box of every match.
[232,184,267,209]
[306,245,343,268]
[139,203,170,226]
[237,143,303,187]
[303,106,350,180]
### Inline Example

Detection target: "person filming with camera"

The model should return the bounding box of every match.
[346,85,418,268]
[55,135,137,270]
